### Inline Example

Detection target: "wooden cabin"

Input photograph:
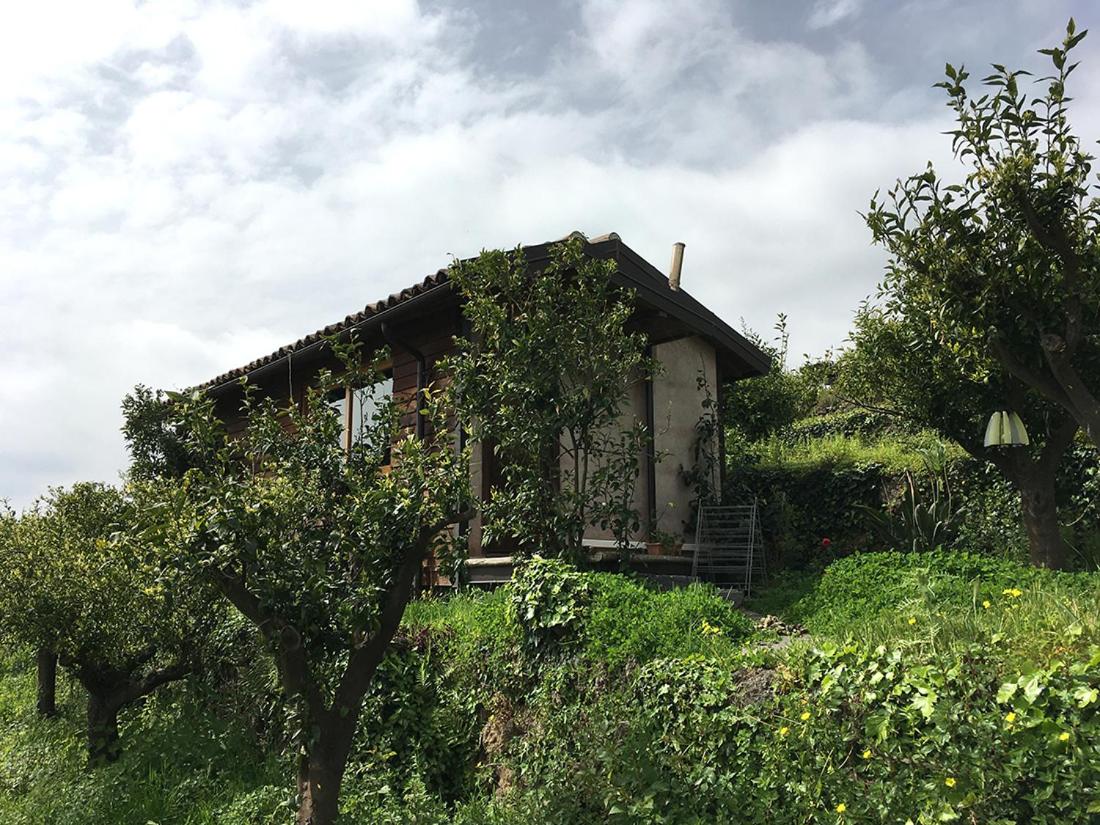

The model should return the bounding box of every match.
[194,232,769,583]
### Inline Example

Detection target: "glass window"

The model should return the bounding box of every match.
[326,372,393,458]
[348,374,393,446]
[327,388,347,443]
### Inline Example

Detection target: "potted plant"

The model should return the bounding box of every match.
[646,529,683,557]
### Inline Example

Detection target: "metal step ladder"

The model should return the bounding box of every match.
[692,502,766,596]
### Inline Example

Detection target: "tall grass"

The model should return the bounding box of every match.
[747,431,967,472]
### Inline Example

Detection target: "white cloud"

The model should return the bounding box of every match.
[808,0,865,30]
[1,0,1096,507]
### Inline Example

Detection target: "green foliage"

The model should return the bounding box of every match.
[507,558,754,668]
[509,556,593,658]
[446,236,652,555]
[120,385,197,481]
[503,558,1099,824]
[149,353,471,695]
[857,446,961,553]
[599,640,1098,824]
[726,459,886,566]
[745,426,964,473]
[582,576,753,669]
[867,21,1100,447]
[723,315,822,441]
[751,550,1100,646]
[0,484,210,759]
[680,370,721,529]
[0,652,287,825]
[843,23,1100,568]
[127,341,472,821]
[729,404,1097,570]
[1,554,1097,824]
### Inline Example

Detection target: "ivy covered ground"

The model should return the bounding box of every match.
[1,553,1096,824]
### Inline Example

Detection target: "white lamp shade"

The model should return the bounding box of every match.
[984,411,1030,447]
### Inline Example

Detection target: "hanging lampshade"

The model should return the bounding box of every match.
[983,411,1030,447]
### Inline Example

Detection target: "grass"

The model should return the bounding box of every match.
[746,431,967,472]
[1,553,1096,824]
[0,653,289,825]
[747,550,1100,663]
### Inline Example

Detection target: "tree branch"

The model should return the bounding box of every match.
[1037,415,1080,476]
[117,661,191,707]
[332,509,473,715]
[989,334,1076,411]
[213,568,321,711]
[1039,337,1100,446]
[1015,191,1085,352]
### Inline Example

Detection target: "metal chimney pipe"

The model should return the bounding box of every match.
[669,242,685,290]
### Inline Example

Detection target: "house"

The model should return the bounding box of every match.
[195,232,769,583]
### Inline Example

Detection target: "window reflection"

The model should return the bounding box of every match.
[328,372,393,460]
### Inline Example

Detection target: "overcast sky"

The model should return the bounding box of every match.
[2,0,1098,508]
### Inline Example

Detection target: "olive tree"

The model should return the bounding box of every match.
[0,483,205,762]
[144,354,471,825]
[866,21,1099,447]
[446,236,652,557]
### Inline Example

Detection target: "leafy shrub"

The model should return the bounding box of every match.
[726,461,886,566]
[509,556,593,658]
[500,637,1099,824]
[583,576,753,669]
[3,557,1097,824]
[784,408,894,441]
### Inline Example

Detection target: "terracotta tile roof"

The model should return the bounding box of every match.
[194,267,452,392]
[193,230,769,393]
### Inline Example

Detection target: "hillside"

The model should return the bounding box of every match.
[1,554,1096,824]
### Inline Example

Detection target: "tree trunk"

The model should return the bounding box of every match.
[36,648,58,718]
[1018,467,1067,570]
[296,718,355,825]
[87,693,121,764]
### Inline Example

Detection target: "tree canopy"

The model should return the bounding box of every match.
[446,236,652,556]
[865,20,1100,447]
[845,21,1100,569]
[135,351,471,825]
[0,482,209,761]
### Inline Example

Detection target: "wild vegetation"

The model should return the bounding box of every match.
[1,21,1099,825]
[0,555,1096,823]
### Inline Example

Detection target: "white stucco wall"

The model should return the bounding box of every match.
[466,334,720,553]
[580,334,719,545]
[651,336,719,541]
[580,375,648,544]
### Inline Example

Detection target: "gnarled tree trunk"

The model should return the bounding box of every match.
[986,415,1077,571]
[296,714,358,825]
[63,656,190,766]
[86,693,121,764]
[36,647,58,718]
[1017,465,1067,569]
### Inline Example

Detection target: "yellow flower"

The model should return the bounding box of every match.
[836,803,847,813]
[1002,588,1023,598]
[700,620,723,637]
[1005,712,1017,725]
[779,726,790,736]
[908,617,917,625]
[1058,731,1070,742]
[861,749,872,759]
[982,600,991,609]
[800,711,811,721]
[945,777,956,788]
